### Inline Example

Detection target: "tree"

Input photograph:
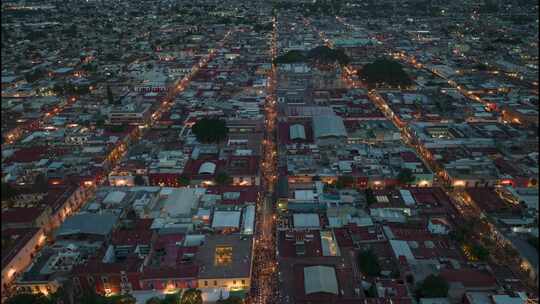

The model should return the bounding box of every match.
[416,275,449,298]
[162,293,181,304]
[109,294,137,304]
[1,182,18,201]
[336,175,354,189]
[5,293,50,304]
[215,172,232,186]
[191,118,228,143]
[470,244,489,261]
[146,298,163,304]
[77,290,136,304]
[365,188,377,205]
[107,85,116,105]
[134,175,146,186]
[178,175,191,186]
[273,50,307,64]
[307,46,350,66]
[528,236,539,252]
[34,173,49,193]
[397,168,415,185]
[217,296,243,304]
[360,58,412,87]
[357,250,381,276]
[180,289,202,304]
[24,69,45,83]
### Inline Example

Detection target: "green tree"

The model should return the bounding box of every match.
[273,50,307,64]
[146,297,163,304]
[360,58,412,87]
[217,296,243,304]
[471,244,489,261]
[336,175,354,189]
[5,293,50,304]
[24,69,45,83]
[1,182,18,201]
[397,168,415,185]
[416,275,449,298]
[528,236,539,252]
[180,289,202,304]
[77,290,136,304]
[34,173,49,193]
[178,175,191,186]
[365,188,377,205]
[307,46,350,66]
[215,172,232,186]
[162,293,181,304]
[109,294,137,304]
[107,85,116,105]
[96,116,106,127]
[192,118,228,143]
[134,175,145,186]
[357,250,381,276]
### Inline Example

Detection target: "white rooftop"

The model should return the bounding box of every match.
[162,188,204,216]
[304,265,338,295]
[103,191,126,204]
[212,211,241,228]
[293,213,320,229]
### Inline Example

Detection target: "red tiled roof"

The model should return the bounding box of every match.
[140,264,199,280]
[73,256,143,275]
[1,207,45,225]
[440,269,497,288]
[111,228,153,246]
[400,151,421,163]
[6,146,48,163]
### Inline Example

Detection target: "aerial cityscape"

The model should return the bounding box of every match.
[0,0,538,303]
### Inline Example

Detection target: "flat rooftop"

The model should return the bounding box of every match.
[196,234,252,279]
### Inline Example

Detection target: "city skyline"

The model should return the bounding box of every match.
[0,1,538,304]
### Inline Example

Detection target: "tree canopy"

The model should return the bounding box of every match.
[217,296,243,304]
[416,274,449,298]
[397,168,415,185]
[365,188,377,205]
[335,175,354,189]
[360,58,412,87]
[273,46,350,66]
[1,182,18,201]
[134,175,145,186]
[273,50,307,64]
[357,250,381,276]
[7,290,136,304]
[180,289,202,304]
[470,244,490,261]
[192,118,228,143]
[6,293,50,304]
[307,46,350,66]
[145,293,181,304]
[215,172,232,186]
[178,175,191,186]
[107,85,118,105]
[528,236,539,253]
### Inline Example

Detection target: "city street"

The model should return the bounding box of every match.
[248,17,279,304]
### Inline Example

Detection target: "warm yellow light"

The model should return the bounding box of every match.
[7,268,16,278]
[39,234,47,245]
[453,180,466,187]
[418,180,430,187]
